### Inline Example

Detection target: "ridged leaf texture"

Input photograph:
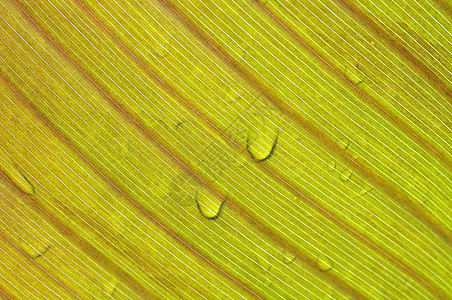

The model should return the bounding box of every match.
[0,0,450,299]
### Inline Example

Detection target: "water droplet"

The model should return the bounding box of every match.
[282,249,296,264]
[19,241,51,259]
[246,133,278,162]
[103,277,118,296]
[343,63,363,85]
[358,188,372,196]
[195,191,225,220]
[340,170,352,182]
[0,157,35,195]
[257,250,274,287]
[174,120,187,130]
[338,138,350,150]
[316,254,334,272]
[327,161,336,172]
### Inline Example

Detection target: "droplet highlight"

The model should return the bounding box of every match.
[195,191,225,220]
[343,62,364,85]
[316,254,334,272]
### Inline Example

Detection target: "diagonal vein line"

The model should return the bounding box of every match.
[0,189,102,298]
[69,0,446,296]
[0,230,81,300]
[72,1,405,294]
[0,287,12,300]
[0,243,58,299]
[276,0,452,145]
[152,0,452,244]
[7,1,364,297]
[359,0,452,78]
[0,15,271,296]
[0,82,217,299]
[170,0,452,203]
[0,8,263,298]
[6,0,448,296]
[0,170,150,298]
[335,0,452,99]
[434,0,452,18]
[257,0,451,169]
[88,0,448,278]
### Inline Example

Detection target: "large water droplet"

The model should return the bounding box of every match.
[195,191,225,220]
[340,170,352,182]
[0,157,35,195]
[246,133,278,162]
[316,254,334,272]
[19,241,51,259]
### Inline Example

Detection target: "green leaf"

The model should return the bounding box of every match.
[0,0,450,298]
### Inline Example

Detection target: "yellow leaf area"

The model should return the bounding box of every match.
[0,0,450,299]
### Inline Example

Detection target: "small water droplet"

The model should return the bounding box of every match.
[103,277,118,296]
[174,120,187,130]
[338,138,350,150]
[282,249,296,264]
[340,170,352,182]
[343,63,364,85]
[195,191,225,220]
[358,188,372,196]
[327,161,336,172]
[316,254,334,272]
[0,157,35,195]
[246,133,278,162]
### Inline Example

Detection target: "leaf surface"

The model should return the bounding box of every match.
[0,0,450,299]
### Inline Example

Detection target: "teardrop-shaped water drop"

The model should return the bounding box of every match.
[246,134,278,162]
[19,241,50,260]
[316,254,334,272]
[195,191,225,220]
[0,157,35,195]
[340,170,352,182]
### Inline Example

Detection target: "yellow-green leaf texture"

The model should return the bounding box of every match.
[0,0,450,299]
